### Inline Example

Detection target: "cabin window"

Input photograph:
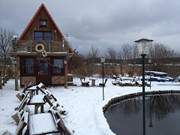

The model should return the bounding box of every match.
[39,19,47,27]
[34,31,52,43]
[44,32,52,43]
[38,60,49,75]
[21,58,34,75]
[34,32,43,43]
[52,59,64,74]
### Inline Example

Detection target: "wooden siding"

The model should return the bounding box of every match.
[17,4,71,53]
[20,76,36,87]
[52,76,65,85]
[14,4,74,87]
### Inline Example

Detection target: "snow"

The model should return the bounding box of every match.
[29,113,58,134]
[30,94,44,104]
[0,81,19,134]
[28,85,37,90]
[145,70,167,75]
[0,79,180,135]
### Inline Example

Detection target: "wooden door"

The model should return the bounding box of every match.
[36,58,51,85]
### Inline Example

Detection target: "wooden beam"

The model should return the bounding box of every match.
[11,52,68,56]
[64,59,68,88]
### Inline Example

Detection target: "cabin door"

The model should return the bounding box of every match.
[36,58,51,85]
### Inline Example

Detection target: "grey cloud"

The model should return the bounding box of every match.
[0,0,180,54]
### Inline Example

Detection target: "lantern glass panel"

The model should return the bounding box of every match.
[101,57,105,63]
[137,41,152,55]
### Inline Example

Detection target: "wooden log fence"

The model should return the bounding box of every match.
[12,82,72,135]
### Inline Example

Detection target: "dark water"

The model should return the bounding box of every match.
[104,94,180,135]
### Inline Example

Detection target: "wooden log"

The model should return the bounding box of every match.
[15,111,29,135]
[16,93,25,101]
[16,119,27,135]
[11,109,24,124]
[44,89,57,101]
[50,109,72,135]
[2,77,5,86]
[43,95,53,106]
[16,92,30,112]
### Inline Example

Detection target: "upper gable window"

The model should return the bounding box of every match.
[34,31,43,43]
[34,31,52,43]
[39,19,47,27]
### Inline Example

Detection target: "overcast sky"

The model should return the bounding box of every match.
[1,0,180,54]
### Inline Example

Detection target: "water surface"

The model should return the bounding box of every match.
[104,94,180,135]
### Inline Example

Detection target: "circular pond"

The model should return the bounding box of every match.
[104,91,180,135]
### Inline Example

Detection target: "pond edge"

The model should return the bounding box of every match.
[103,90,180,112]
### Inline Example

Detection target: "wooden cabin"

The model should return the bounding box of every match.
[13,4,74,87]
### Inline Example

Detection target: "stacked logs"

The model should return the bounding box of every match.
[12,83,72,135]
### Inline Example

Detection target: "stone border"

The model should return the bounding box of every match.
[103,90,180,112]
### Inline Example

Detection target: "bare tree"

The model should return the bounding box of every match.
[0,28,13,76]
[68,53,86,76]
[87,46,100,59]
[85,46,100,76]
[106,48,117,60]
[120,44,134,60]
[149,43,176,58]
[117,43,138,75]
[104,48,118,75]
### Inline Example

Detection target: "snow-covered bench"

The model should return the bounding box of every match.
[29,112,59,135]
[80,77,90,87]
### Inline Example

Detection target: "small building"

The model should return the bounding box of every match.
[13,4,74,87]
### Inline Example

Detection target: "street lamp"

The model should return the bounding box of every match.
[101,57,105,100]
[135,38,153,135]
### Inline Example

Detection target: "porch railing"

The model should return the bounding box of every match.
[16,40,66,52]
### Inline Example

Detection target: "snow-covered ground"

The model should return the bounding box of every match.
[0,78,180,135]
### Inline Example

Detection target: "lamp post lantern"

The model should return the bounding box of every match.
[135,38,153,135]
[101,57,105,100]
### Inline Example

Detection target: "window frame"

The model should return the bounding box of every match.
[39,19,48,27]
[34,31,53,43]
[20,57,35,76]
[34,31,43,43]
[51,57,65,75]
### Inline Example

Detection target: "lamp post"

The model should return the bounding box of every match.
[12,35,19,91]
[101,57,105,100]
[148,59,152,89]
[135,38,153,135]
[149,96,153,127]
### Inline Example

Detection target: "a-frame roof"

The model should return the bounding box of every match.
[18,3,64,40]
